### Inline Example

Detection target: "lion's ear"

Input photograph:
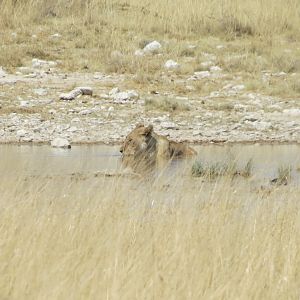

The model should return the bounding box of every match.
[143,125,153,136]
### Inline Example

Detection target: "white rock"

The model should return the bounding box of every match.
[188,71,211,80]
[109,87,120,95]
[79,109,92,115]
[32,58,57,69]
[16,129,27,137]
[33,88,47,96]
[283,109,300,116]
[164,60,180,70]
[112,90,139,103]
[59,87,92,101]
[210,66,222,72]
[77,87,93,96]
[134,49,144,56]
[108,106,114,111]
[51,33,61,38]
[17,67,32,74]
[143,41,162,54]
[51,138,71,149]
[0,67,7,78]
[60,89,82,101]
[216,45,225,49]
[200,61,214,67]
[160,122,177,129]
[67,126,78,133]
[11,32,17,38]
[31,34,37,39]
[49,109,57,114]
[20,101,30,107]
[232,84,245,92]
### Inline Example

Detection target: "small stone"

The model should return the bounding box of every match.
[60,89,82,101]
[112,90,139,103]
[109,87,120,95]
[143,41,162,54]
[164,60,180,70]
[188,71,211,80]
[210,66,222,72]
[32,58,57,69]
[283,109,300,116]
[79,109,92,115]
[16,129,27,137]
[20,101,30,107]
[51,138,71,149]
[78,87,93,96]
[134,49,144,56]
[51,33,61,38]
[0,67,7,78]
[200,61,214,67]
[33,88,47,96]
[160,122,177,130]
[232,84,245,92]
[108,106,114,111]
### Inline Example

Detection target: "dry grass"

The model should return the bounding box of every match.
[0,0,299,75]
[1,169,300,299]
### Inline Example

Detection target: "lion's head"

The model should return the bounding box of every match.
[120,124,157,169]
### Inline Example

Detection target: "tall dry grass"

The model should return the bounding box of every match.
[1,172,300,299]
[1,0,299,37]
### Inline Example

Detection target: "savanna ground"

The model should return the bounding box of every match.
[1,0,300,299]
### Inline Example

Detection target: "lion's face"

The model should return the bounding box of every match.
[120,124,157,169]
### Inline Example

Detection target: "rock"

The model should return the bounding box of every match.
[134,49,144,56]
[164,60,180,70]
[188,71,211,80]
[33,88,48,96]
[0,67,7,78]
[17,67,32,75]
[60,89,82,100]
[111,90,139,103]
[232,84,245,92]
[20,101,30,107]
[16,129,27,137]
[67,126,78,133]
[200,61,214,68]
[51,33,61,38]
[210,66,222,72]
[160,122,177,130]
[51,138,71,149]
[108,106,114,111]
[79,109,92,115]
[59,87,93,100]
[109,87,120,95]
[143,41,162,54]
[283,109,300,116]
[78,87,93,96]
[32,58,57,69]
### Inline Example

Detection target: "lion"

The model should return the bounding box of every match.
[120,124,197,171]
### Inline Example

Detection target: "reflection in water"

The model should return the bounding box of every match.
[1,144,300,184]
